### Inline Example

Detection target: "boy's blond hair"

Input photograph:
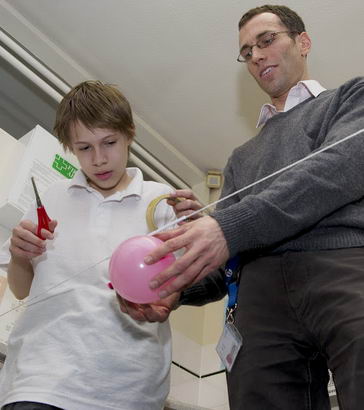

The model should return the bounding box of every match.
[54,80,135,150]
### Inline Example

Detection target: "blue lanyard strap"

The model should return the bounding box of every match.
[224,254,241,310]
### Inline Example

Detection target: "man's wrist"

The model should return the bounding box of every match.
[176,290,188,308]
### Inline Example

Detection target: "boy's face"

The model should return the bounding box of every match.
[70,121,132,197]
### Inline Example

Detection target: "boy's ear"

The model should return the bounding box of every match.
[127,127,136,144]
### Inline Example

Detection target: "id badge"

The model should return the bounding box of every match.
[216,322,243,372]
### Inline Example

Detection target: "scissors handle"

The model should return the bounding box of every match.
[37,206,51,240]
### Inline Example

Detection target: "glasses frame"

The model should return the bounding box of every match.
[237,31,297,63]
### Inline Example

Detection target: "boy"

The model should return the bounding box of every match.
[0,81,178,410]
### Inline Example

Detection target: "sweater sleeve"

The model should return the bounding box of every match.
[179,268,227,306]
[212,78,364,256]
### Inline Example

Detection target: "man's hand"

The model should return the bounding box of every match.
[145,216,229,298]
[10,219,58,260]
[117,292,180,322]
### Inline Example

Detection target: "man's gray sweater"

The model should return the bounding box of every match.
[182,77,364,305]
[213,77,364,257]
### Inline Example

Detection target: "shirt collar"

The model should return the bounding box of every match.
[256,80,327,128]
[68,167,143,201]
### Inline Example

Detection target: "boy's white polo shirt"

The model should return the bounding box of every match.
[0,167,175,410]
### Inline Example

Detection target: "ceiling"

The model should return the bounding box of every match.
[0,0,363,191]
[0,56,57,138]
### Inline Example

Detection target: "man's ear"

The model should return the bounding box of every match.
[299,32,311,57]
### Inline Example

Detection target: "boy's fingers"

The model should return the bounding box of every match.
[170,189,197,200]
[49,219,58,233]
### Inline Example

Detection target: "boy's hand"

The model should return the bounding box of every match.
[116,292,180,322]
[167,189,203,222]
[9,219,58,260]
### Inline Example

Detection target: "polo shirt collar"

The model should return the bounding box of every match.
[256,80,326,128]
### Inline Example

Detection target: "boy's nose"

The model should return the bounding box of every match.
[93,148,107,165]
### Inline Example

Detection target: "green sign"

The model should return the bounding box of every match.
[52,154,77,179]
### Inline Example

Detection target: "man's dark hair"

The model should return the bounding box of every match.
[238,5,306,34]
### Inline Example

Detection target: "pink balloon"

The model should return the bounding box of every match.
[109,235,176,303]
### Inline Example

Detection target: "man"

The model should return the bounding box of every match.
[123,5,364,409]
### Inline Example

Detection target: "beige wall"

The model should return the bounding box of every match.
[170,298,225,346]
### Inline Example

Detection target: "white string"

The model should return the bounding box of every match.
[1,127,364,318]
[150,127,364,235]
[0,256,110,318]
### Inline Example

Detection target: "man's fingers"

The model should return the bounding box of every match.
[118,292,180,323]
[156,256,211,298]
[147,238,195,281]
[146,216,229,298]
[142,306,168,322]
[152,226,186,243]
[173,209,202,220]
[146,228,188,264]
[117,295,148,321]
[150,241,205,291]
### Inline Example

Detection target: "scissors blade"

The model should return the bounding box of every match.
[31,176,42,208]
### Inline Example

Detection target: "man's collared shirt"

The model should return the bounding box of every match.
[257,80,327,128]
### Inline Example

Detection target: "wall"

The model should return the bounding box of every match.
[167,184,230,409]
[0,226,10,248]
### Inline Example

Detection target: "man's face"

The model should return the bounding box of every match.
[239,12,311,103]
[70,121,132,197]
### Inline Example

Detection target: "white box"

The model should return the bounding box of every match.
[0,125,79,230]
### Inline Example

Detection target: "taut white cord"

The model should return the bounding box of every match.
[150,127,364,235]
[0,256,110,318]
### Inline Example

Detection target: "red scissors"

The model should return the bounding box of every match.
[31,177,51,240]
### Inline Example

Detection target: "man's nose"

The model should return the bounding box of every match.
[250,45,266,63]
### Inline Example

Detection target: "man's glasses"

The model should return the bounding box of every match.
[237,31,296,63]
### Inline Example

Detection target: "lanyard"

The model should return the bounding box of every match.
[224,254,241,323]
